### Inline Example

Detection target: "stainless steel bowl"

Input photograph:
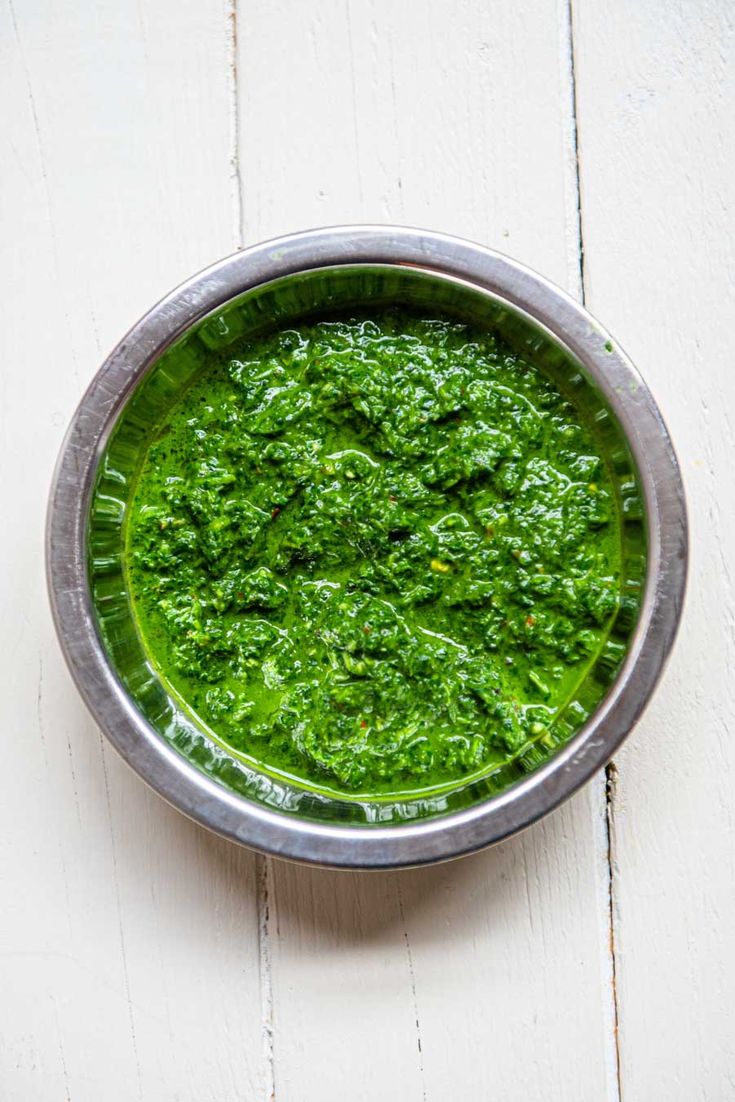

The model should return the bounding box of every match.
[46,226,687,868]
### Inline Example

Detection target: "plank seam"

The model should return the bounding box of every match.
[256,854,277,1102]
[564,3,623,1099]
[605,763,623,1100]
[227,8,274,1098]
[565,0,586,300]
[227,0,245,248]
[396,882,427,1102]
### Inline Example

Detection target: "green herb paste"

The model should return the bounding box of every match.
[126,312,622,797]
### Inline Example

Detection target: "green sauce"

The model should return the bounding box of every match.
[125,311,623,799]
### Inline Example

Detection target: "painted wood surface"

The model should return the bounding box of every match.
[238,3,618,1100]
[574,3,735,1098]
[0,3,265,1100]
[0,0,732,1099]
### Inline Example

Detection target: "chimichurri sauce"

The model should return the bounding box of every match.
[126,312,622,798]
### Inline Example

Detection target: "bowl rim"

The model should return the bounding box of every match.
[46,225,688,868]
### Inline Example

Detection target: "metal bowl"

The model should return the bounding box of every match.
[46,226,687,868]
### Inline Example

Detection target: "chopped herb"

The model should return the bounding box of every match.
[126,311,624,796]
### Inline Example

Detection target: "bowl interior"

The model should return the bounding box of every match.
[88,264,646,826]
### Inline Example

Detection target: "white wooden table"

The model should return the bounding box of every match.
[2,2,733,1099]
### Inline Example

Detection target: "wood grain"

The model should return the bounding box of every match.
[2,0,731,1097]
[0,3,264,1099]
[574,2,735,1098]
[238,3,618,1099]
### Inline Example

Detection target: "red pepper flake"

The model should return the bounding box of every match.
[362,626,371,634]
[360,720,368,728]
[271,507,281,519]
[526,615,536,626]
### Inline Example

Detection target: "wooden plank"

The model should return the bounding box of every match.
[0,3,264,1099]
[238,3,619,1099]
[573,2,735,1097]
